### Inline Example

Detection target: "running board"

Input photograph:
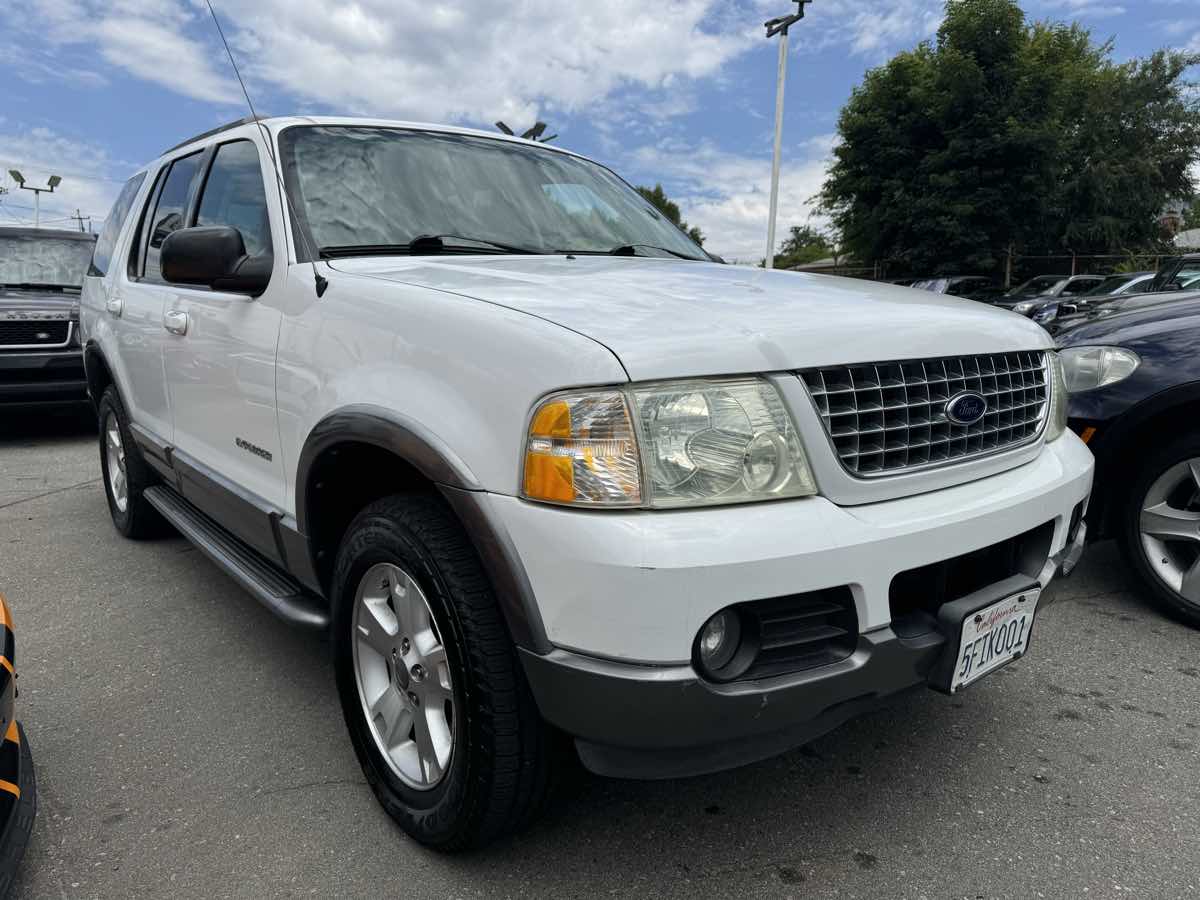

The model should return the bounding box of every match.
[144,486,330,630]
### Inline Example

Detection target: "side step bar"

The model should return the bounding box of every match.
[144,486,330,630]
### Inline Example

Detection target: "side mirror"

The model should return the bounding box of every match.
[161,225,272,297]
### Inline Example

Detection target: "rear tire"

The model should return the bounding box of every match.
[1117,433,1200,627]
[97,387,165,539]
[331,493,556,850]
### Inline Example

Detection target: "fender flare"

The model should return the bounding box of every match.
[294,405,550,652]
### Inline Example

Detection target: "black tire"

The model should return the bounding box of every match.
[97,386,165,539]
[1117,433,1200,627]
[331,493,556,850]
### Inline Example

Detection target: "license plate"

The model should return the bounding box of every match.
[950,589,1039,692]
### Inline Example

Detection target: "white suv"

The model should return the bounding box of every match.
[81,116,1093,850]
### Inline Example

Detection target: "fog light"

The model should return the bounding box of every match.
[696,609,741,675]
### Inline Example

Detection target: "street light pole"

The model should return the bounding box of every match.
[763,1,811,270]
[8,170,62,229]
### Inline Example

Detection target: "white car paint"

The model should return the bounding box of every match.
[82,115,1093,666]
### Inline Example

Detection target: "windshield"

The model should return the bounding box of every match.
[1083,275,1134,297]
[1008,275,1061,296]
[0,232,94,289]
[278,126,706,260]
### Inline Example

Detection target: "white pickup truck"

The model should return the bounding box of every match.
[80,116,1093,850]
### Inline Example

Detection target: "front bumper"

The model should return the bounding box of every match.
[522,628,945,779]
[501,434,1093,778]
[0,348,88,407]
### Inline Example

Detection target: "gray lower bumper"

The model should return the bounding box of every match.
[520,626,947,780]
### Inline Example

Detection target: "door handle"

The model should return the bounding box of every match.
[105,295,123,318]
[163,309,189,336]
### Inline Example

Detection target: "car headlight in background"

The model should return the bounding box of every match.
[1058,346,1140,394]
[523,377,817,508]
[1012,300,1036,315]
[1045,352,1069,442]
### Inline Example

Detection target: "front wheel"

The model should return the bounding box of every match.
[1119,434,1200,627]
[331,493,556,850]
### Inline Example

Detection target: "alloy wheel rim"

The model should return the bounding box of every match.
[105,415,128,514]
[351,562,455,790]
[1139,458,1200,607]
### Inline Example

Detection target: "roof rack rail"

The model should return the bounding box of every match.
[160,115,263,155]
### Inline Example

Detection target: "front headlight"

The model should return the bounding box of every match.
[1012,301,1036,314]
[1058,346,1140,394]
[523,377,817,508]
[1045,351,1068,442]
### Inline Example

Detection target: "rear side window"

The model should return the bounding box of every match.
[195,141,272,257]
[142,152,203,282]
[89,172,146,277]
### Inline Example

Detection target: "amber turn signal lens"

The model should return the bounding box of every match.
[522,392,642,507]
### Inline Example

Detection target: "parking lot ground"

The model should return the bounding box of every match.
[1,413,1198,899]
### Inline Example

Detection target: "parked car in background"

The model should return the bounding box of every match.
[1146,254,1200,294]
[1059,294,1200,626]
[1049,288,1200,336]
[82,115,1092,850]
[910,275,995,297]
[1022,272,1157,329]
[0,594,36,897]
[997,275,1106,315]
[0,227,96,410]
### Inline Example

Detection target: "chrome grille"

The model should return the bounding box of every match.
[801,351,1049,477]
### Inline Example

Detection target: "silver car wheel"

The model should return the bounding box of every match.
[105,415,129,514]
[1140,458,1200,606]
[351,562,455,790]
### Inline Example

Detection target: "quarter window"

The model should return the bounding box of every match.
[142,152,203,281]
[89,172,146,277]
[195,141,273,257]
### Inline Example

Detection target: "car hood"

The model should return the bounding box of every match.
[0,286,80,316]
[329,256,1051,381]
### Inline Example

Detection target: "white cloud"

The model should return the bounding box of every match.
[1037,0,1127,18]
[227,0,758,126]
[627,134,836,262]
[2,0,239,105]
[0,128,127,230]
[746,0,944,60]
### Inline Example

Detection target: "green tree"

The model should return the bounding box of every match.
[636,184,705,246]
[819,0,1200,273]
[771,225,834,268]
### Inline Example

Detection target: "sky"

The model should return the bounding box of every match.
[0,0,1196,262]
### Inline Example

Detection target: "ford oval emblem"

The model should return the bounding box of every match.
[945,391,988,426]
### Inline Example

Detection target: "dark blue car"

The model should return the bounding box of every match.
[1058,291,1200,626]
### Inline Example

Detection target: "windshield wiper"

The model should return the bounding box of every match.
[553,243,705,261]
[319,234,542,259]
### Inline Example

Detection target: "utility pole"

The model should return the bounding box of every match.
[69,209,91,233]
[8,170,62,228]
[763,2,812,269]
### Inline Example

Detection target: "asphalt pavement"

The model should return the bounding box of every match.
[1,410,1197,899]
